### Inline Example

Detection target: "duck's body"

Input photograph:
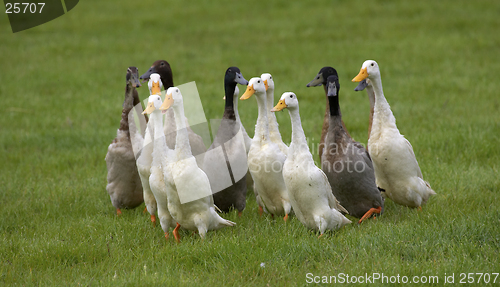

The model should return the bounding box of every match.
[353,60,435,208]
[321,73,383,222]
[204,67,249,214]
[307,67,351,161]
[162,87,235,239]
[142,90,177,240]
[136,74,164,225]
[140,60,206,168]
[241,77,290,220]
[272,92,351,234]
[105,67,144,215]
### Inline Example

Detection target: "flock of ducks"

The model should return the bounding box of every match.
[105,59,436,240]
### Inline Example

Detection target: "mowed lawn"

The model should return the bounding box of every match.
[1,0,499,285]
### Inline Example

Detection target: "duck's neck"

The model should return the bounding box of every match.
[370,76,397,131]
[254,92,270,141]
[266,88,281,137]
[328,95,342,123]
[120,84,137,132]
[172,103,192,159]
[366,85,376,139]
[151,110,168,165]
[224,83,236,120]
[288,107,308,152]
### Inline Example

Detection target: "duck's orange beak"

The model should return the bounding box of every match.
[271,99,287,112]
[160,93,174,111]
[142,101,155,115]
[264,80,269,91]
[352,67,368,82]
[240,84,255,100]
[151,81,162,95]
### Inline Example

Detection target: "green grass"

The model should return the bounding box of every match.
[1,0,500,285]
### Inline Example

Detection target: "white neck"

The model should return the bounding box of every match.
[370,76,398,130]
[288,107,308,153]
[172,102,192,159]
[254,92,270,141]
[233,93,241,122]
[266,88,281,136]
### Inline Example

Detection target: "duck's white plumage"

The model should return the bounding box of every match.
[272,92,351,234]
[105,67,144,215]
[142,90,177,240]
[162,86,235,239]
[240,77,291,219]
[353,60,436,207]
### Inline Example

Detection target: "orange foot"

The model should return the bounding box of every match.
[143,207,148,214]
[417,206,423,211]
[150,214,157,227]
[358,206,382,224]
[283,214,289,222]
[318,233,324,239]
[116,208,122,216]
[164,232,169,241]
[238,211,243,217]
[173,223,181,243]
[258,206,263,217]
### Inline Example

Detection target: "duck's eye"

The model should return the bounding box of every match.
[160,62,165,66]
[257,80,261,83]
[289,95,293,98]
[371,63,374,66]
[176,89,179,92]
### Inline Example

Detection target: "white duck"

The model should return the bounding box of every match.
[271,92,351,235]
[105,67,144,215]
[354,78,376,142]
[136,73,163,226]
[142,92,178,241]
[352,60,436,208]
[261,73,288,155]
[240,77,291,221]
[161,86,236,240]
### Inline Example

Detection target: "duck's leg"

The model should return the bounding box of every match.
[143,207,148,214]
[238,211,243,217]
[150,214,156,226]
[116,208,122,216]
[173,223,181,243]
[283,214,289,222]
[358,206,382,224]
[164,232,169,241]
[258,206,263,217]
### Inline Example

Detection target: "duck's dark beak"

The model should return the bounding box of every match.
[140,66,157,83]
[327,81,337,97]
[306,73,323,87]
[235,72,249,85]
[354,79,368,92]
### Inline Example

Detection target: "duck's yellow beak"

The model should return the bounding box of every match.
[240,84,255,100]
[271,99,287,112]
[142,102,156,115]
[160,93,174,111]
[352,67,368,82]
[264,80,269,91]
[151,81,162,95]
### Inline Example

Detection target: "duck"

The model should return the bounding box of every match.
[307,67,351,162]
[320,73,384,223]
[204,67,249,215]
[161,86,236,240]
[352,60,436,208]
[141,90,178,241]
[354,79,376,142]
[140,60,206,168]
[105,67,145,216]
[240,77,291,221]
[271,92,351,235]
[136,73,163,226]
[261,73,288,155]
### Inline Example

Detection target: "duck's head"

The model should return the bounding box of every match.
[271,92,298,112]
[240,77,266,100]
[148,73,163,95]
[354,78,372,92]
[161,86,182,111]
[142,94,164,115]
[352,60,380,82]
[326,75,340,97]
[260,73,274,91]
[140,60,173,87]
[126,67,141,88]
[307,66,338,87]
[225,66,249,86]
